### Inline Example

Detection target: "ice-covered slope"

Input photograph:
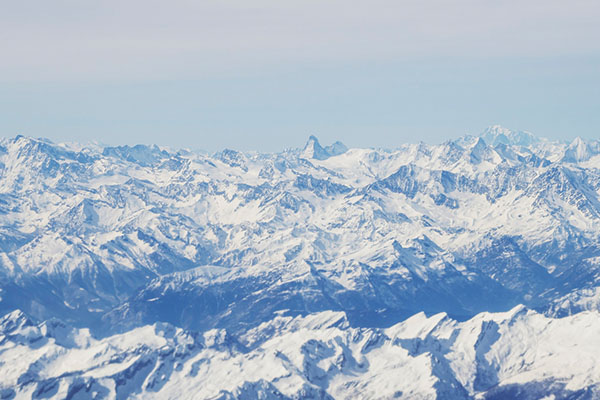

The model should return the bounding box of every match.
[1,307,599,399]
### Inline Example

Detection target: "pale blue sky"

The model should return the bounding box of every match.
[1,0,599,151]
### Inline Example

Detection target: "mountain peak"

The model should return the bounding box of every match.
[301,135,347,160]
[563,136,593,163]
[483,124,512,136]
[102,144,170,166]
[326,140,348,157]
[570,136,585,147]
[479,125,538,147]
[302,135,328,160]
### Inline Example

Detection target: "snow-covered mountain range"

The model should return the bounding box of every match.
[1,126,600,398]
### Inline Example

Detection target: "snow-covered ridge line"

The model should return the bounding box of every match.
[1,124,595,154]
[1,306,599,399]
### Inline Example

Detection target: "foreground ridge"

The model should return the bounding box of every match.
[0,307,598,399]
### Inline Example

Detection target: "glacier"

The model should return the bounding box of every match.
[1,128,600,398]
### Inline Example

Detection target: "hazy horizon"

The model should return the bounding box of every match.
[2,1,599,151]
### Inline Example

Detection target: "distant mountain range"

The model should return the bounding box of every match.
[1,127,600,398]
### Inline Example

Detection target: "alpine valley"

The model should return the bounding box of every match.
[1,125,600,399]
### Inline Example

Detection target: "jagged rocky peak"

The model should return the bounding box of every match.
[0,136,97,176]
[468,136,499,164]
[479,124,538,147]
[102,143,171,166]
[326,140,348,157]
[216,148,248,170]
[8,135,66,159]
[301,135,348,160]
[562,136,595,163]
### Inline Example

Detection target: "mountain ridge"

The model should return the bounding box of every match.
[1,305,599,399]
